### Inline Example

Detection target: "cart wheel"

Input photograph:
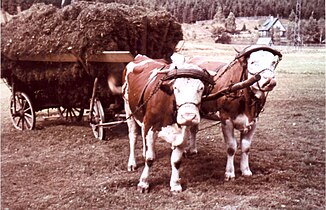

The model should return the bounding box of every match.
[90,98,106,140]
[58,107,84,122]
[10,91,35,130]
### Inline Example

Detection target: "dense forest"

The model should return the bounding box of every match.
[2,0,325,22]
[1,0,325,44]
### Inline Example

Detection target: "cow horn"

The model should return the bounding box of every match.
[233,47,240,53]
[235,45,282,60]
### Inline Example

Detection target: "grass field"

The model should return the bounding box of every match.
[180,40,326,75]
[276,48,325,74]
[1,40,325,209]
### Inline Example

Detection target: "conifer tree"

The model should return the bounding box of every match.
[287,9,296,43]
[303,13,320,43]
[225,11,236,33]
[213,5,225,23]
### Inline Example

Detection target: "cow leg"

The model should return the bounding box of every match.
[141,125,146,158]
[138,128,156,193]
[124,97,139,172]
[185,125,198,155]
[170,145,185,192]
[240,123,256,177]
[222,119,237,181]
[127,116,138,171]
[170,127,188,192]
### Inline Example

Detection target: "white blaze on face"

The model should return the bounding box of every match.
[247,51,279,97]
[173,78,204,125]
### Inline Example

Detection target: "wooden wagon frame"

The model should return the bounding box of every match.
[3,51,134,140]
[3,48,261,140]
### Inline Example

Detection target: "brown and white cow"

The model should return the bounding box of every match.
[123,54,214,192]
[187,45,282,181]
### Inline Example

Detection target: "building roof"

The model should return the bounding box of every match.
[259,16,285,32]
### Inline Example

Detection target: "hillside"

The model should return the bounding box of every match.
[1,0,325,22]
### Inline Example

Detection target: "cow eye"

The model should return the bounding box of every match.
[198,86,204,93]
[272,61,276,66]
[173,86,180,93]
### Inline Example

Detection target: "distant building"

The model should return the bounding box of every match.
[258,16,286,37]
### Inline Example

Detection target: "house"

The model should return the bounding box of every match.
[258,16,286,37]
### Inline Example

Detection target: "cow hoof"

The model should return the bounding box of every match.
[242,170,253,177]
[224,176,235,182]
[170,185,182,193]
[224,172,235,181]
[137,182,149,193]
[128,165,137,172]
[127,160,137,171]
[184,149,198,157]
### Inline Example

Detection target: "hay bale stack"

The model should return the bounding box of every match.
[1,2,182,59]
[1,2,183,108]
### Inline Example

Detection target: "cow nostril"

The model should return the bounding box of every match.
[182,113,196,121]
[269,80,277,87]
[261,79,276,90]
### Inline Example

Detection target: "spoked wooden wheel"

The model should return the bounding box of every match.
[10,91,35,130]
[58,107,84,122]
[90,98,106,140]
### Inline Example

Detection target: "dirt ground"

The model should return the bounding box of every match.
[1,44,325,209]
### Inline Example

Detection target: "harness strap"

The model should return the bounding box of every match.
[137,66,166,107]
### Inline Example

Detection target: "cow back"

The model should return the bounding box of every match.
[125,57,175,132]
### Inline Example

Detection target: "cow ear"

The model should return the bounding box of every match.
[160,80,174,95]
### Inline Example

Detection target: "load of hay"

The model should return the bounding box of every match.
[1,1,183,108]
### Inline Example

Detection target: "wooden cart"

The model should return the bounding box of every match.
[3,51,134,140]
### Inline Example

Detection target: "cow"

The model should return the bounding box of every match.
[123,54,214,192]
[187,45,282,181]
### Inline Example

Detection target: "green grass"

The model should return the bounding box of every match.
[182,40,325,75]
[276,48,325,74]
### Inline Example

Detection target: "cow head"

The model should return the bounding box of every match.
[173,77,204,125]
[246,50,280,98]
[235,46,282,98]
[160,62,215,126]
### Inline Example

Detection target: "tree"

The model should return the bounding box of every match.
[213,5,225,23]
[241,24,246,31]
[288,9,295,22]
[272,26,281,45]
[225,12,236,33]
[317,18,325,43]
[287,9,296,44]
[302,13,320,43]
[211,26,231,44]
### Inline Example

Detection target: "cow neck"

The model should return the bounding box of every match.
[222,58,267,123]
[238,85,266,123]
[137,66,166,109]
[241,60,268,120]
[248,88,267,119]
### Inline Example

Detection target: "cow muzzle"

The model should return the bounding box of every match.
[260,78,277,91]
[176,103,201,126]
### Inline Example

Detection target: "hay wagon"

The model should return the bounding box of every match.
[2,45,261,141]
[2,51,134,140]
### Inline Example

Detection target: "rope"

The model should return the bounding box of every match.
[198,121,221,132]
[213,59,237,83]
